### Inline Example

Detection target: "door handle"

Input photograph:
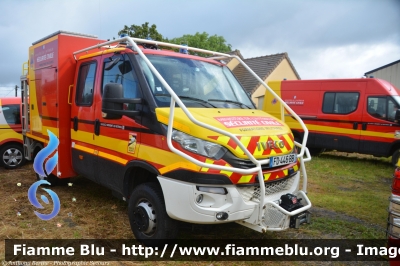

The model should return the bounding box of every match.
[94,119,100,136]
[362,123,367,130]
[353,122,358,130]
[73,117,78,131]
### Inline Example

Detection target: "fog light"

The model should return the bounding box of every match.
[196,194,203,204]
[216,212,228,220]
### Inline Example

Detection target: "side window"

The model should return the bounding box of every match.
[322,92,359,114]
[76,61,97,106]
[1,104,20,125]
[368,96,399,121]
[102,56,142,102]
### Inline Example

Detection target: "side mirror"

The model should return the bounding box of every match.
[102,83,143,119]
[102,83,123,119]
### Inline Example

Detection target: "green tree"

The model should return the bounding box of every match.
[118,23,233,55]
[170,32,232,54]
[118,22,164,41]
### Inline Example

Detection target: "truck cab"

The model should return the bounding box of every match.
[21,31,312,243]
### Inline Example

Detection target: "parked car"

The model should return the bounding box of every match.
[0,97,25,169]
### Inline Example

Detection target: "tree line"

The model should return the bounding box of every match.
[118,22,232,55]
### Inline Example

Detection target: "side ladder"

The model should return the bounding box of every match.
[20,73,34,161]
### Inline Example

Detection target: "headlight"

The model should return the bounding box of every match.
[171,130,227,160]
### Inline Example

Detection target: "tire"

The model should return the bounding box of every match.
[128,182,178,246]
[392,149,400,167]
[0,144,25,169]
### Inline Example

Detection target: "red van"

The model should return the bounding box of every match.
[0,97,24,169]
[263,78,400,165]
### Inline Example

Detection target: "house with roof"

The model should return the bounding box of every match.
[226,50,300,108]
[364,59,400,89]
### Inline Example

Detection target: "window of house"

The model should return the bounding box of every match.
[1,104,20,124]
[322,92,359,114]
[76,61,97,106]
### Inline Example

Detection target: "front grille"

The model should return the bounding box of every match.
[222,151,271,170]
[237,175,295,203]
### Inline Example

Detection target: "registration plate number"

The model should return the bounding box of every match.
[269,154,297,167]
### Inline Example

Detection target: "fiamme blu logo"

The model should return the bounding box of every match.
[27,130,60,220]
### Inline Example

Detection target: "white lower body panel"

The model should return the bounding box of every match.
[157,172,312,231]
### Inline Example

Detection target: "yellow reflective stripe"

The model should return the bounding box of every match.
[200,158,214,172]
[237,175,253,184]
[220,163,233,177]
[98,151,127,165]
[73,144,128,165]
[283,134,294,149]
[74,144,95,154]
[253,135,268,156]
[156,114,191,134]
[159,162,200,175]
[264,173,271,181]
[283,169,288,176]
[235,136,251,155]
[216,136,230,145]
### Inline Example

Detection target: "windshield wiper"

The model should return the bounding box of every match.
[155,94,217,108]
[208,99,252,109]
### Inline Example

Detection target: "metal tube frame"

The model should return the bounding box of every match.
[73,37,311,225]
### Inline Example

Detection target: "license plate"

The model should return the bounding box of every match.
[269,154,297,167]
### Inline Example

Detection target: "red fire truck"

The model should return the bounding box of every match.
[264,78,400,165]
[21,31,312,242]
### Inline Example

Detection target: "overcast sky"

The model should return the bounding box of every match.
[0,0,399,96]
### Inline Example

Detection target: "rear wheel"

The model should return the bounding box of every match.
[128,182,178,246]
[0,144,25,169]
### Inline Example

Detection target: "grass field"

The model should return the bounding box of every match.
[0,151,394,265]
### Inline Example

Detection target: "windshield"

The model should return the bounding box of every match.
[137,54,254,109]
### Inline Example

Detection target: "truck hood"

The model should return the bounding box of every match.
[156,108,295,159]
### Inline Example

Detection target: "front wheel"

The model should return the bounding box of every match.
[392,149,400,167]
[0,144,25,169]
[128,182,178,246]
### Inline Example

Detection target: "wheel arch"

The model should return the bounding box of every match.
[123,160,161,199]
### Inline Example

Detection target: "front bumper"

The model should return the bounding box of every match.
[157,171,312,232]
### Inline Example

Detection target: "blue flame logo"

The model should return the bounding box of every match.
[28,130,60,220]
[28,180,60,220]
[33,130,59,176]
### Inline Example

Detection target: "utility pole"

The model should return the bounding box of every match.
[15,85,18,97]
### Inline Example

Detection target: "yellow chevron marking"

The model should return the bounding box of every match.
[283,169,288,177]
[237,175,254,184]
[220,163,233,177]
[158,161,200,174]
[216,136,230,145]
[283,134,294,149]
[264,173,271,181]
[253,135,269,156]
[235,136,251,155]
[200,158,215,172]
[293,164,299,171]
